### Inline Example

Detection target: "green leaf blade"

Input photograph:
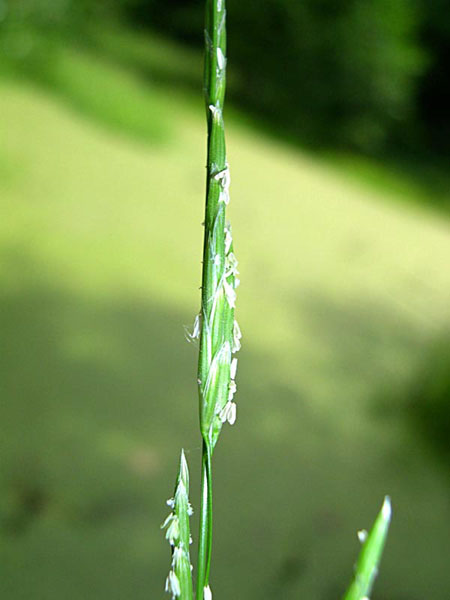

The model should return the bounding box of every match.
[343,496,392,600]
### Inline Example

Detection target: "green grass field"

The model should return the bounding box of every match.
[1,27,450,600]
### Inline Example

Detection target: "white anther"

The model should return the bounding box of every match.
[171,546,184,569]
[230,357,238,379]
[209,104,221,121]
[224,226,233,254]
[225,252,239,277]
[232,319,242,353]
[223,278,236,308]
[219,189,230,204]
[214,166,230,192]
[165,570,181,598]
[185,313,201,342]
[220,401,237,425]
[228,379,237,400]
[357,529,368,544]
[217,48,226,70]
[161,513,179,546]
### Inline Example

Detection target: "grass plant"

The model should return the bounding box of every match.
[162,1,240,598]
[161,1,392,599]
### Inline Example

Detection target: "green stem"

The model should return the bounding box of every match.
[196,443,213,599]
[196,0,236,597]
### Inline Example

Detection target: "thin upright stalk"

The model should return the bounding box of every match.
[197,442,213,596]
[196,0,240,597]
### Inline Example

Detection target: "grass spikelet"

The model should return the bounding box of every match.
[162,450,194,600]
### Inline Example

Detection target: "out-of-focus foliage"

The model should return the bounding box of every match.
[416,0,450,154]
[127,0,426,152]
[1,0,449,156]
[0,0,117,77]
[409,336,450,464]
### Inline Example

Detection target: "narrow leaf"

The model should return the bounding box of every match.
[343,496,392,600]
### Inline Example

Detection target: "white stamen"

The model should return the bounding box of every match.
[165,570,181,598]
[214,166,230,190]
[223,278,236,308]
[225,252,239,277]
[161,513,174,529]
[217,48,226,70]
[166,497,175,509]
[204,585,213,600]
[161,513,180,546]
[171,546,184,569]
[220,401,237,425]
[209,104,221,121]
[219,189,230,204]
[234,278,240,288]
[224,224,233,254]
[228,379,237,400]
[185,313,201,342]
[357,529,368,543]
[232,319,242,353]
[230,357,238,379]
[166,520,179,546]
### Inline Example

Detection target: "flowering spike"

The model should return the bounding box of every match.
[197,0,241,596]
[162,452,194,600]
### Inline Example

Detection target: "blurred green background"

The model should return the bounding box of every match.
[1,1,449,599]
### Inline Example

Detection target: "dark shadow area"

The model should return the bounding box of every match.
[409,336,450,465]
[373,333,450,474]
